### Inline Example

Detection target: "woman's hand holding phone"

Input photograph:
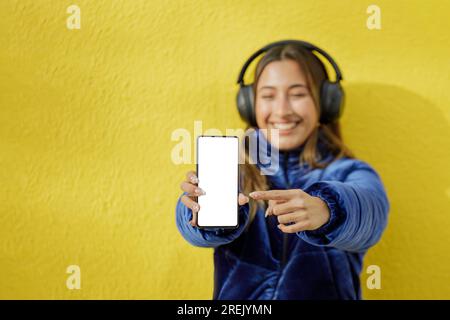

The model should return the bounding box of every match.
[180,170,249,227]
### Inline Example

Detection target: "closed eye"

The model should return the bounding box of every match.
[290,94,307,100]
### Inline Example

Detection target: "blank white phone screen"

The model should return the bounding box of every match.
[197,136,239,228]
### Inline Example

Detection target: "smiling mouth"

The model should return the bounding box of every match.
[269,121,301,130]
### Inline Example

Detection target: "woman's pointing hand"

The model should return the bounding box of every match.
[249,189,330,233]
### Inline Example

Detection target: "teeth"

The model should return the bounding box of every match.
[272,122,298,130]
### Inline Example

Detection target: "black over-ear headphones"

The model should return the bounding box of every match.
[236,39,344,126]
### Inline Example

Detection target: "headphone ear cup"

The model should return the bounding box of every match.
[320,80,344,124]
[236,85,257,127]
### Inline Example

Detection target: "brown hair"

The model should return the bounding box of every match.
[240,43,354,227]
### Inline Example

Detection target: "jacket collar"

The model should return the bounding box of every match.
[249,128,332,175]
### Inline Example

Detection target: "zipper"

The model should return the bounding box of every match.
[280,153,290,267]
[273,152,291,299]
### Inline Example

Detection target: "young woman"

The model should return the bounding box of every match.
[175,40,390,300]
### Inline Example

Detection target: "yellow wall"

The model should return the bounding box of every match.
[0,0,449,299]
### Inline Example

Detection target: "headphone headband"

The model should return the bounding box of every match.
[236,39,343,86]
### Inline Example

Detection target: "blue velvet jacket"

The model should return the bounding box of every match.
[175,129,390,300]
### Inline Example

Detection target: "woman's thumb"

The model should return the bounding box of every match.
[238,193,250,206]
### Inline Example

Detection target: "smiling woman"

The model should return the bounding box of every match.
[175,40,390,300]
[242,43,354,223]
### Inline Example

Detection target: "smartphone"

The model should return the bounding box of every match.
[196,135,239,229]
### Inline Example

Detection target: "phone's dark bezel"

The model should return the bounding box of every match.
[196,135,240,230]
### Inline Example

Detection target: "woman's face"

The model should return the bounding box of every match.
[255,59,319,151]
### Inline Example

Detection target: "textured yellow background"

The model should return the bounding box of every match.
[1,0,449,299]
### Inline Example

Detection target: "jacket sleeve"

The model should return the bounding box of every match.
[175,192,251,248]
[299,159,390,253]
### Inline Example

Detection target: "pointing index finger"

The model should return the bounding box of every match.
[249,189,304,201]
